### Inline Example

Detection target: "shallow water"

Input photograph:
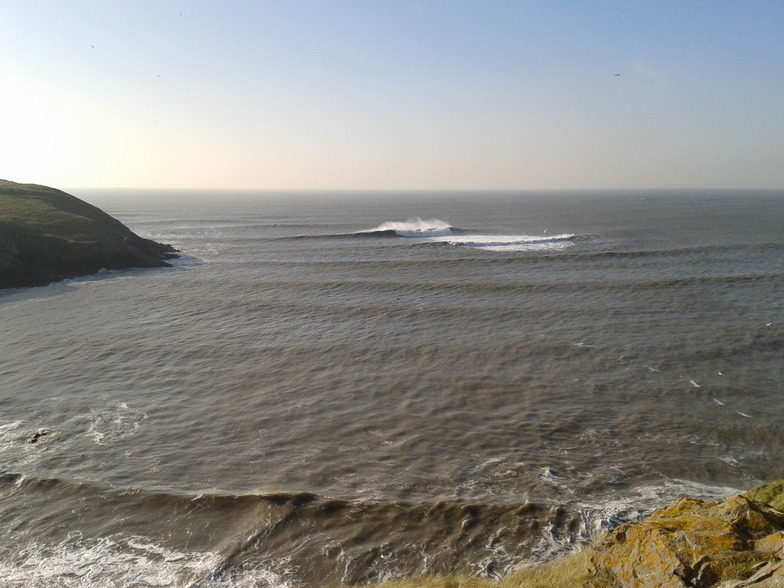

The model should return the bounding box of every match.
[0,189,782,586]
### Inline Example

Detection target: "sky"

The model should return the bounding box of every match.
[1,1,783,191]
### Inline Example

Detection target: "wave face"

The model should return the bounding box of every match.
[0,189,782,586]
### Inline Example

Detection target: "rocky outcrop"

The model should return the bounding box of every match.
[0,180,177,289]
[589,481,784,587]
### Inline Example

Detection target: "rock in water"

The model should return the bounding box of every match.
[0,180,178,289]
[591,491,784,587]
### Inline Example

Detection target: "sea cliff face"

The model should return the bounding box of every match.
[0,180,177,289]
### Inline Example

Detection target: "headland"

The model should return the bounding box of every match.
[0,180,177,289]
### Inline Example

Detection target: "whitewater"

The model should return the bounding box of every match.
[356,217,576,251]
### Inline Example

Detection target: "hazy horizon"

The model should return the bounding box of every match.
[2,1,783,192]
[66,186,784,194]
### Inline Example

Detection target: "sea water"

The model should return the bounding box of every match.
[0,189,782,586]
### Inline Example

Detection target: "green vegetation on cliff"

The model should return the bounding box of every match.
[0,180,177,289]
[745,480,784,512]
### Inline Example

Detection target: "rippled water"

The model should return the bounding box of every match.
[0,189,782,586]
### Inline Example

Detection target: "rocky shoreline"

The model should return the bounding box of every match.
[357,482,784,588]
[587,480,784,587]
[0,180,177,289]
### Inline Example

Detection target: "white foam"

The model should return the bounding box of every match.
[368,218,453,237]
[0,421,22,450]
[87,403,147,446]
[359,219,575,251]
[525,477,745,567]
[0,420,22,431]
[434,233,575,252]
[0,533,295,588]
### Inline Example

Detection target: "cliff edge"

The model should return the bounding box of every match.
[0,180,178,289]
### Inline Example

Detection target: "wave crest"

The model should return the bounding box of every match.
[360,218,453,238]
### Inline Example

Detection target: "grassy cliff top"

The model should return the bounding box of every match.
[0,179,128,241]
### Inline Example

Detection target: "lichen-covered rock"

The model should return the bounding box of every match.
[591,494,784,587]
[754,531,784,555]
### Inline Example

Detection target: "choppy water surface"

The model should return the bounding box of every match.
[1,190,782,586]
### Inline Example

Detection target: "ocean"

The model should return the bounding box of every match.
[0,189,782,587]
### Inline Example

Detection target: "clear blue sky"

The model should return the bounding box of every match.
[1,1,782,190]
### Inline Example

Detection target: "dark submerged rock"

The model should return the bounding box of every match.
[0,180,178,289]
[28,430,49,444]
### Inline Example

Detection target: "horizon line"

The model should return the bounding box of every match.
[65,186,784,193]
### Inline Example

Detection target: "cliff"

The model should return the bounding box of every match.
[0,180,178,289]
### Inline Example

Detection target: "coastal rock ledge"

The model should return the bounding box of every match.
[0,180,178,289]
[589,481,784,587]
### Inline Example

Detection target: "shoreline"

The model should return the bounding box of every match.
[347,480,784,588]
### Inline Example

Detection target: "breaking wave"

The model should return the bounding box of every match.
[0,472,741,587]
[355,218,576,251]
[357,218,455,238]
